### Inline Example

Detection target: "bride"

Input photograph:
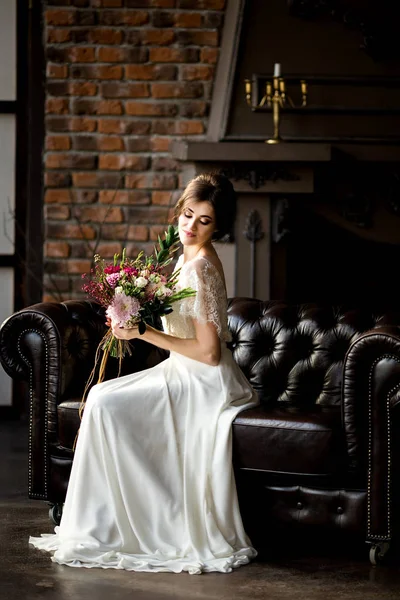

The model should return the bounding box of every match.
[29,172,259,575]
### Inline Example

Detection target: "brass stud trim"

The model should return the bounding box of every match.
[18,329,49,501]
[367,354,400,541]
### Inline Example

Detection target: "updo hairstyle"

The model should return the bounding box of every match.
[173,172,236,241]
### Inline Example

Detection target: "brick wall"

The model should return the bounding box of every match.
[43,0,226,301]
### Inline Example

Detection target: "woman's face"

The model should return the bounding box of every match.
[178,200,216,248]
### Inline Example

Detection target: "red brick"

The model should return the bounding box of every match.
[126,173,177,189]
[67,260,93,274]
[46,153,96,170]
[126,0,175,5]
[200,48,219,64]
[99,190,150,205]
[151,82,203,99]
[97,100,123,115]
[149,48,199,63]
[126,48,149,63]
[47,29,72,44]
[47,81,69,96]
[151,120,204,135]
[98,136,125,151]
[124,242,156,257]
[70,117,97,132]
[101,82,149,98]
[69,47,96,62]
[47,64,69,78]
[150,137,171,152]
[45,205,70,220]
[45,189,72,204]
[179,101,207,117]
[45,241,71,258]
[99,154,150,171]
[89,28,124,45]
[71,172,99,187]
[95,242,123,258]
[45,172,72,187]
[97,47,126,62]
[45,98,69,115]
[124,174,152,189]
[101,224,149,241]
[71,65,123,79]
[176,30,219,46]
[152,156,179,171]
[151,10,174,27]
[149,225,170,241]
[74,206,124,223]
[72,172,122,188]
[46,136,71,151]
[141,30,175,45]
[46,223,96,240]
[69,82,98,96]
[72,99,99,115]
[99,10,149,26]
[203,11,223,27]
[125,101,177,117]
[177,0,225,7]
[125,64,177,81]
[176,120,204,135]
[175,13,202,27]
[181,65,214,81]
[152,191,172,205]
[126,206,174,224]
[72,135,97,151]
[75,10,96,25]
[125,137,151,152]
[45,10,76,25]
[72,190,99,204]
[98,118,152,135]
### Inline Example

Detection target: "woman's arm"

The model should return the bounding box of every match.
[111,319,221,366]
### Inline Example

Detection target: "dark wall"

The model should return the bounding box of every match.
[227,0,400,141]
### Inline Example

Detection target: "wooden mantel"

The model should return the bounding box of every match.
[171,141,332,163]
[172,140,400,164]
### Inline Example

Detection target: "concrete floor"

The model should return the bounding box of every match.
[1,420,400,600]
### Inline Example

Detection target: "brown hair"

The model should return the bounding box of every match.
[173,172,236,241]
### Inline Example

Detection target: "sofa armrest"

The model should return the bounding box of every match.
[0,300,107,430]
[343,325,400,542]
[0,300,108,499]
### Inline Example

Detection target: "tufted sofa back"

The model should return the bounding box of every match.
[227,299,400,408]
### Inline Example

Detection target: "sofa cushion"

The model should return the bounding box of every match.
[59,401,345,476]
[232,406,345,476]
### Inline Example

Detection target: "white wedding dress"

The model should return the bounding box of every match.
[29,254,259,574]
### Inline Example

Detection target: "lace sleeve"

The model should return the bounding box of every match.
[178,258,229,340]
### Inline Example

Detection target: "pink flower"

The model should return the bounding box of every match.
[106,272,121,288]
[106,293,141,327]
[123,266,137,276]
[104,265,121,275]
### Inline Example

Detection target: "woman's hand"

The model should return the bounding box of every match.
[110,320,141,340]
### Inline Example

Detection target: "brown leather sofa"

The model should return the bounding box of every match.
[1,298,400,564]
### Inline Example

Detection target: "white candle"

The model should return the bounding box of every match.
[274,63,281,78]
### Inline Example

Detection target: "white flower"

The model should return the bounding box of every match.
[149,273,161,283]
[115,286,124,294]
[155,285,172,299]
[135,276,148,288]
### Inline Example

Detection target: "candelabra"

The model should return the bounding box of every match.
[245,63,308,144]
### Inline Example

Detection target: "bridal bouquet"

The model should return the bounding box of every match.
[81,225,195,384]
